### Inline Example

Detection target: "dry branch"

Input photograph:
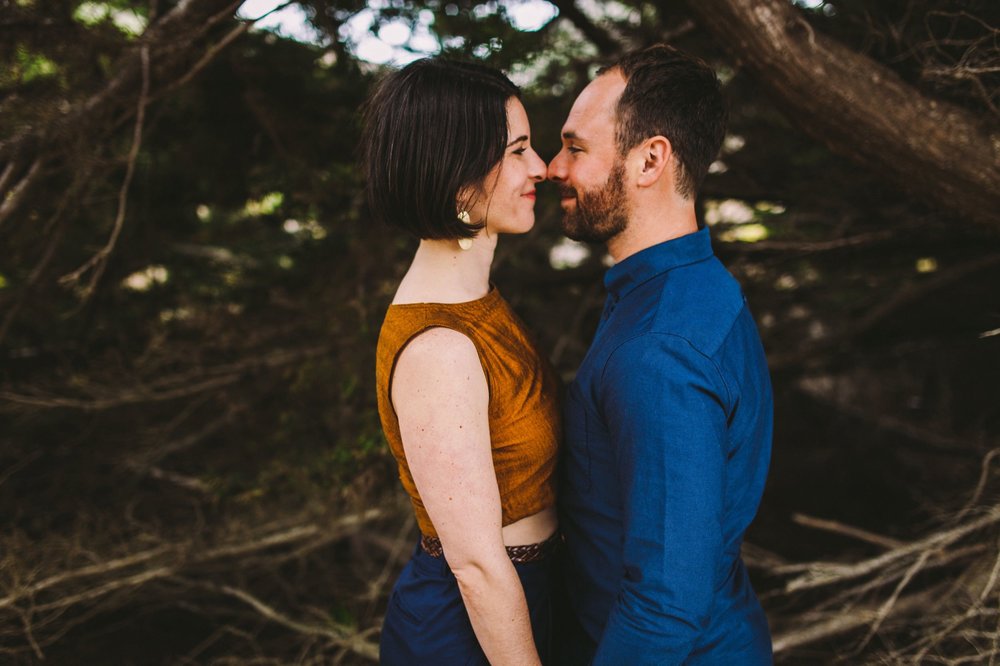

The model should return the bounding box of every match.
[781,507,1000,592]
[546,0,621,55]
[792,512,905,550]
[0,346,329,410]
[686,0,1000,227]
[769,253,1000,370]
[771,583,939,653]
[0,0,241,166]
[189,580,380,661]
[0,509,388,617]
[59,45,151,301]
[0,158,43,228]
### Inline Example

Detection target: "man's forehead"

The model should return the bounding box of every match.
[563,70,626,137]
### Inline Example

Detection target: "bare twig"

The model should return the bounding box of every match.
[0,346,329,410]
[0,160,18,196]
[0,547,171,611]
[192,581,379,661]
[0,158,44,228]
[782,508,1000,592]
[161,1,295,98]
[59,45,151,301]
[913,538,1000,661]
[770,253,1000,369]
[957,448,1000,521]
[792,512,905,550]
[129,409,237,469]
[0,167,92,346]
[771,583,942,653]
[0,509,389,615]
[855,548,933,652]
[363,515,414,620]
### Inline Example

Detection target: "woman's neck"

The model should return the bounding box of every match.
[393,234,498,304]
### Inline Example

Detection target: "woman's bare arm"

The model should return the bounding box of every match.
[392,327,541,666]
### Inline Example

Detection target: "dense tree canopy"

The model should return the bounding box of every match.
[1,0,998,662]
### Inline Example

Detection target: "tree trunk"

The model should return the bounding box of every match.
[686,0,1000,228]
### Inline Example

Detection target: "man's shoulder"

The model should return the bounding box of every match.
[647,257,746,357]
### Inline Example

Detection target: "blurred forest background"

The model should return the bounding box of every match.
[2,0,999,663]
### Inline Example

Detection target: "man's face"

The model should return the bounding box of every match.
[548,71,630,244]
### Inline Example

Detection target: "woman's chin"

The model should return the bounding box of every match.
[493,218,536,235]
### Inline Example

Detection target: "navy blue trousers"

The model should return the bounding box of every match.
[380,542,554,665]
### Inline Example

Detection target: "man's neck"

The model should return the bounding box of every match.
[606,197,699,263]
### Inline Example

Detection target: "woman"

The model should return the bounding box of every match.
[363,58,560,665]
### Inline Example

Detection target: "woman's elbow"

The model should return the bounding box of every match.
[449,552,510,593]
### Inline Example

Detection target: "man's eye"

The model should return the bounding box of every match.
[567,146,582,154]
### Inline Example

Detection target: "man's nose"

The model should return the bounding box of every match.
[547,154,565,182]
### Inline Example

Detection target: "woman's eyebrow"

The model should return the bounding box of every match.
[507,135,529,147]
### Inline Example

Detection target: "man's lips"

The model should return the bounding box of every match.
[557,186,577,200]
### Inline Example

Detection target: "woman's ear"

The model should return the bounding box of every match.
[634,136,672,188]
[455,186,476,221]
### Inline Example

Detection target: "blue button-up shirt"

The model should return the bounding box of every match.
[560,227,773,665]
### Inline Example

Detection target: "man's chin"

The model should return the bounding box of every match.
[560,217,593,243]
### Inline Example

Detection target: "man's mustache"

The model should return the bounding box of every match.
[557,185,577,198]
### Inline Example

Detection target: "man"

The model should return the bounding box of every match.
[548,45,774,664]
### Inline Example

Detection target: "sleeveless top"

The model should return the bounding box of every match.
[375,286,560,538]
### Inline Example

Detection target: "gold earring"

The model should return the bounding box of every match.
[456,210,473,250]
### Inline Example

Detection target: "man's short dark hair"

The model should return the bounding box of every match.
[603,44,727,199]
[361,58,519,240]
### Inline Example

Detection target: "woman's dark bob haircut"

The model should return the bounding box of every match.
[361,58,519,240]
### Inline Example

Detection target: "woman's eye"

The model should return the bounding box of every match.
[512,148,526,155]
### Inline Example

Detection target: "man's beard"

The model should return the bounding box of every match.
[559,160,628,244]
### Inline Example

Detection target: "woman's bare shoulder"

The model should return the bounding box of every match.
[396,327,481,372]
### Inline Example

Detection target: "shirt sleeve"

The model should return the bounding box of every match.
[592,333,730,665]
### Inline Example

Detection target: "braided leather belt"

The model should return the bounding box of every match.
[420,531,561,563]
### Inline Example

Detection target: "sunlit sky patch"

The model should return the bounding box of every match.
[237,0,558,64]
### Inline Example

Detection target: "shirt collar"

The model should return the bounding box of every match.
[603,227,714,300]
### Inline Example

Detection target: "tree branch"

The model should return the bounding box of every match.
[0,158,44,228]
[768,252,1000,370]
[59,45,151,301]
[189,580,379,661]
[0,508,389,615]
[0,346,329,410]
[779,507,1000,593]
[0,0,241,166]
[548,0,621,56]
[686,0,1000,227]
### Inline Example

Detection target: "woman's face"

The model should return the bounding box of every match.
[463,97,546,236]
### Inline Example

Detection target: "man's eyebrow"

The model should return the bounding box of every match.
[562,131,584,142]
[507,135,529,147]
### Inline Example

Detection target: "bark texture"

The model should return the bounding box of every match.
[686,0,1000,227]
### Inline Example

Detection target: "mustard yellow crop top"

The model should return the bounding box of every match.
[375,286,560,538]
